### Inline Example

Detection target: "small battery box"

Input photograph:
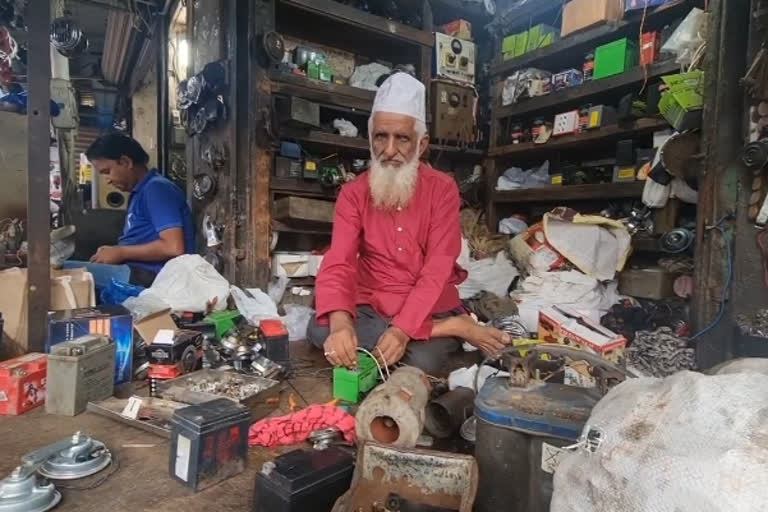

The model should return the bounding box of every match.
[332,353,380,403]
[169,398,250,492]
[260,319,289,362]
[46,335,115,416]
[0,353,47,416]
[253,447,354,512]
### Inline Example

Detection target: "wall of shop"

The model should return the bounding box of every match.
[131,67,159,169]
[0,112,27,221]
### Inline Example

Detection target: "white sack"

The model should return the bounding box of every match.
[129,254,229,314]
[552,367,768,512]
[511,270,622,332]
[448,364,509,391]
[458,251,519,299]
[349,62,391,91]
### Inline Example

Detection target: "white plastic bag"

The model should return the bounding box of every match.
[131,254,230,313]
[283,304,314,342]
[268,276,289,304]
[349,62,391,91]
[642,178,670,208]
[670,178,698,204]
[458,252,519,299]
[499,217,529,236]
[661,8,706,67]
[333,118,359,138]
[231,286,279,325]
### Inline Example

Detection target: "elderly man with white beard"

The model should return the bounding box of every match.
[307,72,510,375]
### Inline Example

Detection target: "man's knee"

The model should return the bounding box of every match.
[402,338,460,376]
[306,314,329,349]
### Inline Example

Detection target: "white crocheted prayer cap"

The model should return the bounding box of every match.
[371,72,426,124]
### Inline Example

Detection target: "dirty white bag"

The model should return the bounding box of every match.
[642,178,671,208]
[231,286,279,325]
[458,252,519,299]
[349,62,391,91]
[283,304,314,341]
[551,365,768,512]
[129,254,230,314]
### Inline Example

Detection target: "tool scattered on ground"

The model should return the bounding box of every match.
[627,327,696,377]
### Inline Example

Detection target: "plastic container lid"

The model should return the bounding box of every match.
[474,376,601,441]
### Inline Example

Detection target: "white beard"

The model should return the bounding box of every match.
[368,153,419,211]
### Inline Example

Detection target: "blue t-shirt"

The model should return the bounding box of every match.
[118,170,195,273]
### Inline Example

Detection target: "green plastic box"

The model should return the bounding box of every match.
[332,354,381,403]
[594,38,638,80]
[526,24,557,53]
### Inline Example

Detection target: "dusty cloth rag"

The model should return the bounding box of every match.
[248,405,356,448]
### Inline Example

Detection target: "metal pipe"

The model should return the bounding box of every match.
[157,8,170,175]
[425,386,475,439]
[26,0,52,353]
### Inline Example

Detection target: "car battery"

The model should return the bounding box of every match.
[259,319,289,362]
[169,398,250,492]
[333,353,380,403]
[430,80,477,143]
[46,335,115,416]
[276,96,321,128]
[253,447,354,512]
[0,353,47,416]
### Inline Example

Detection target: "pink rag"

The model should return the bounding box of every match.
[248,405,356,448]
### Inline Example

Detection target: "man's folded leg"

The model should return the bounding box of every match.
[401,337,460,377]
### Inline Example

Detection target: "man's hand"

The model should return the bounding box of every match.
[90,246,125,264]
[375,326,410,367]
[466,324,511,357]
[323,326,358,368]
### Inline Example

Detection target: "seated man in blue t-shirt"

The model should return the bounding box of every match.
[63,134,195,289]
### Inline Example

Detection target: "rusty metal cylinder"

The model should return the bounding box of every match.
[355,366,430,448]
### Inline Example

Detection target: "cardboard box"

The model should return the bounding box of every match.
[618,267,675,299]
[640,32,661,65]
[625,0,674,11]
[273,252,311,278]
[0,353,47,415]
[0,267,95,358]
[526,24,558,52]
[440,19,472,41]
[134,309,178,344]
[47,306,133,384]
[594,38,638,80]
[538,306,627,363]
[309,254,324,277]
[561,0,624,37]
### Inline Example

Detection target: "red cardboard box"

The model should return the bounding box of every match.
[0,353,47,415]
[538,306,627,363]
[640,32,661,66]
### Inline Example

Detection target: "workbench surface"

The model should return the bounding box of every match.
[0,341,333,512]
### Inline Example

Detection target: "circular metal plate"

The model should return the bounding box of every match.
[0,474,61,512]
[38,439,112,481]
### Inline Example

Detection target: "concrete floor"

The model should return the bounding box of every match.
[0,341,333,511]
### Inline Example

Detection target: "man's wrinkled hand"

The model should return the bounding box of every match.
[375,326,409,367]
[466,325,511,357]
[90,245,124,265]
[323,325,358,368]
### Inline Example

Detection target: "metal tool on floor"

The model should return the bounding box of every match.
[0,432,113,512]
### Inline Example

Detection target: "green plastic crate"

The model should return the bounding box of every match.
[594,38,638,80]
[332,354,381,403]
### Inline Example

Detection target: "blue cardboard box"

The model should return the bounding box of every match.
[47,306,133,384]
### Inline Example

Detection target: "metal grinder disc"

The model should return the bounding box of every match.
[37,433,112,480]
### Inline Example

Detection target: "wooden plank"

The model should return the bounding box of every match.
[490,0,693,77]
[270,71,375,112]
[494,60,681,119]
[274,196,336,224]
[281,0,434,46]
[271,177,338,198]
[272,219,332,235]
[489,118,669,156]
[493,182,645,203]
[285,129,370,151]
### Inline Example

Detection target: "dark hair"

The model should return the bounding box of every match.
[86,133,149,166]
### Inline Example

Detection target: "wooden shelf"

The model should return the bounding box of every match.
[270,72,376,112]
[280,0,433,47]
[429,143,485,156]
[489,118,669,157]
[494,60,681,119]
[271,178,338,198]
[272,220,332,235]
[491,0,693,77]
[493,182,645,203]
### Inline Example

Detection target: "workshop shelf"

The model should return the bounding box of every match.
[489,118,670,157]
[492,181,645,204]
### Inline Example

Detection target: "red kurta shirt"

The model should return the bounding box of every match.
[315,163,468,340]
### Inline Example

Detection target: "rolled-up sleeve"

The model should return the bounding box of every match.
[314,184,362,324]
[392,181,462,340]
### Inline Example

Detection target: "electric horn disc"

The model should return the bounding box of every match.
[0,470,61,512]
[37,437,112,480]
